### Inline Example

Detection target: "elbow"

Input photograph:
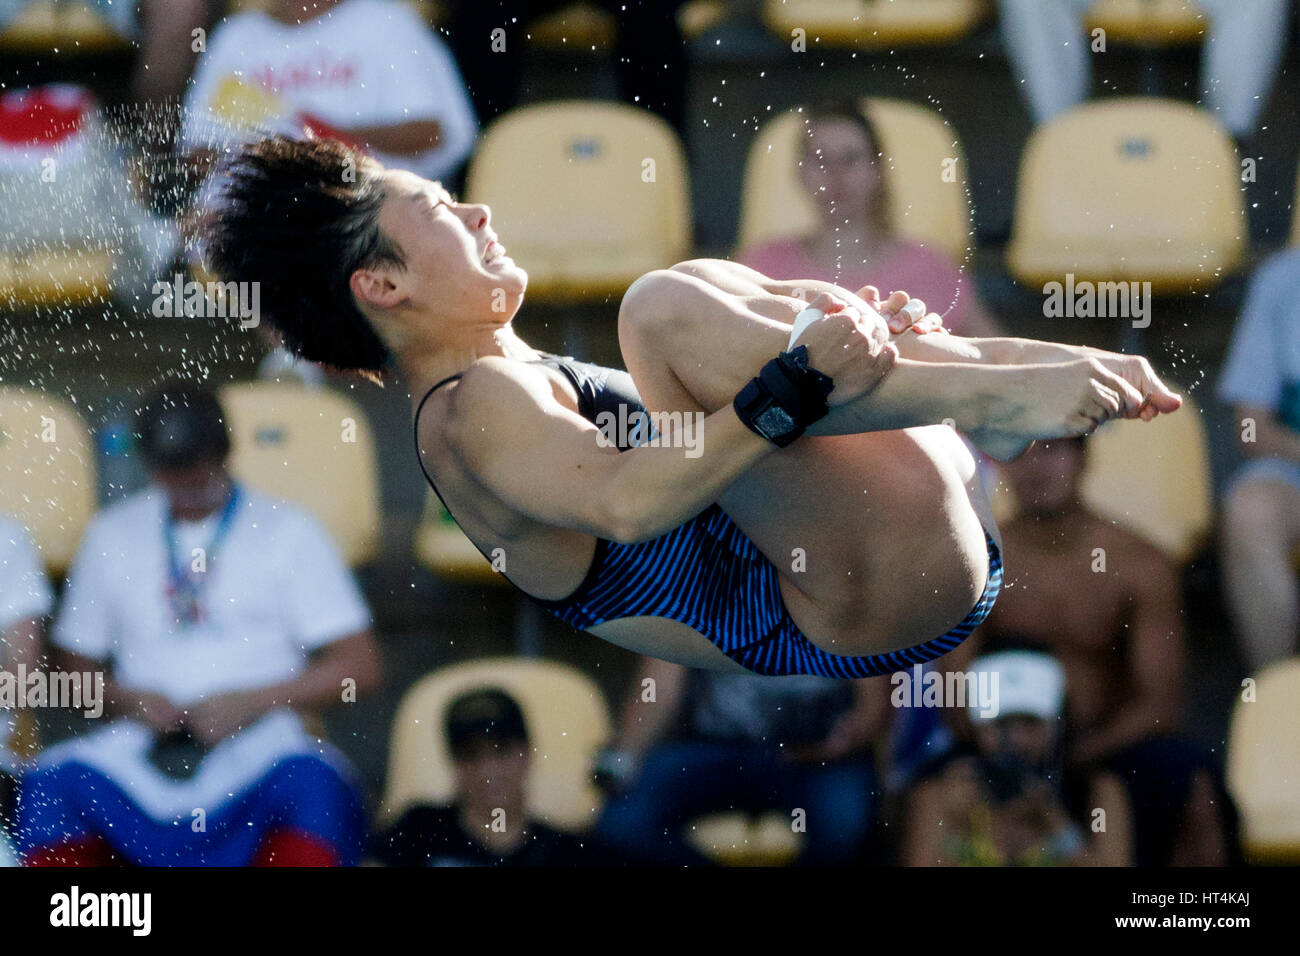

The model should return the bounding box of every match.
[596,488,656,545]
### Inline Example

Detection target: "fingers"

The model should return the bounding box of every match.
[1140,364,1183,414]
[807,291,848,315]
[879,290,913,333]
[855,284,882,306]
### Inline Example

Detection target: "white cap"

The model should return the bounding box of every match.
[970,650,1066,722]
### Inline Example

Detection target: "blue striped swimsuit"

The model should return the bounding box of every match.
[414,353,1002,678]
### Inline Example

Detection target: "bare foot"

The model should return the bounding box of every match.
[967,359,1150,462]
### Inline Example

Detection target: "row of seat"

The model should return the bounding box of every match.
[385,650,1300,865]
[468,94,1258,302]
[0,0,1211,54]
[0,383,380,574]
[2,91,1275,311]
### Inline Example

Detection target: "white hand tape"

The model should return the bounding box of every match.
[900,299,926,324]
[788,306,825,349]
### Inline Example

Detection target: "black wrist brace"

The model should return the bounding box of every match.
[732,345,834,447]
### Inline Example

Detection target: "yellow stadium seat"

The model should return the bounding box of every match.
[686,810,804,866]
[528,2,617,48]
[1007,97,1245,294]
[465,101,691,302]
[522,1,730,47]
[737,96,973,264]
[0,388,96,576]
[0,0,131,53]
[217,381,381,567]
[986,392,1212,565]
[763,0,990,47]
[1085,0,1206,47]
[1228,657,1300,863]
[414,490,500,584]
[0,246,114,309]
[379,657,612,833]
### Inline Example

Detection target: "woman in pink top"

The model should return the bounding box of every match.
[740,102,1001,337]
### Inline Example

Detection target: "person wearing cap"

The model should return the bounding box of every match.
[15,381,380,866]
[902,650,1134,866]
[370,688,604,866]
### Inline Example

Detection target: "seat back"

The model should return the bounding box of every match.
[1007,97,1245,293]
[380,657,612,832]
[1228,658,1300,863]
[762,0,990,47]
[217,382,381,566]
[1085,0,1207,46]
[0,1,132,53]
[737,97,972,263]
[465,100,691,302]
[0,388,96,576]
[414,491,502,584]
[1078,393,1212,563]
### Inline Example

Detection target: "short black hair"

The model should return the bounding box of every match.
[136,381,230,471]
[198,135,404,375]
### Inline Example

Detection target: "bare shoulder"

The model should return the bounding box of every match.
[437,357,570,457]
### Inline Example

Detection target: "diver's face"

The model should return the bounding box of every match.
[376,169,527,323]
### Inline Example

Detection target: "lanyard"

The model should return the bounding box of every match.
[164,483,241,631]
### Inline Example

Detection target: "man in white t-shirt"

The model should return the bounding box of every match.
[1,516,53,867]
[15,383,381,866]
[181,0,477,183]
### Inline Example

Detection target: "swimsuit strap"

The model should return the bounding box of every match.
[412,372,464,505]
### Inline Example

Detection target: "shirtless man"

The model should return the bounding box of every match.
[970,438,1236,865]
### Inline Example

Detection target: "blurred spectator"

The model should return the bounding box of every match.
[1,516,52,866]
[997,0,1289,138]
[903,650,1132,866]
[0,1,210,137]
[738,101,1001,337]
[181,0,476,183]
[969,438,1237,865]
[370,688,603,866]
[593,656,885,866]
[0,85,170,299]
[1217,247,1300,672]
[15,382,379,866]
[446,0,688,134]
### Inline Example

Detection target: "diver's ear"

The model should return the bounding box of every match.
[350,266,407,310]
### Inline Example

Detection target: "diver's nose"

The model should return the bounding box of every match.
[464,202,490,231]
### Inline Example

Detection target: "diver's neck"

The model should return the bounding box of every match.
[401,323,540,396]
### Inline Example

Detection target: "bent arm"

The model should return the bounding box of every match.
[449,357,775,544]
